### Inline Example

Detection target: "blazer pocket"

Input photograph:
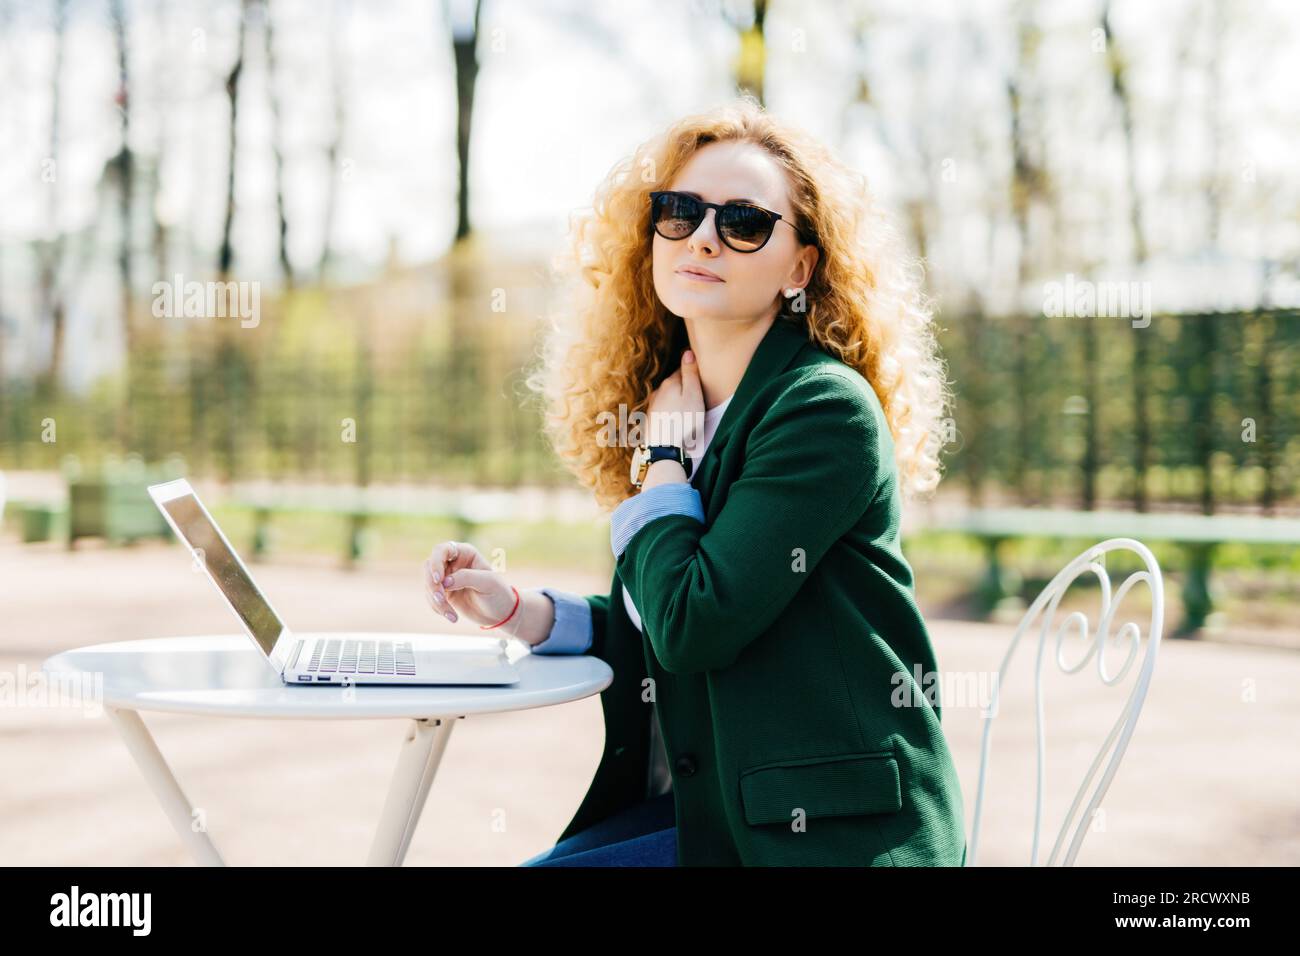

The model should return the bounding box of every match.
[739,750,902,826]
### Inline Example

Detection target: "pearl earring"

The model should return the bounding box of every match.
[784,287,798,298]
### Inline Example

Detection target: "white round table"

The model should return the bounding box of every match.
[42,633,612,866]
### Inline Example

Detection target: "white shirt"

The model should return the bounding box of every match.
[622,392,734,632]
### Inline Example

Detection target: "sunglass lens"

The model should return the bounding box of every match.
[719,205,774,251]
[653,193,701,239]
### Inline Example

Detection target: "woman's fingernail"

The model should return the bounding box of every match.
[443,574,454,587]
[446,612,456,621]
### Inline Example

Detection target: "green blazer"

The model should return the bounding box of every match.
[558,314,967,866]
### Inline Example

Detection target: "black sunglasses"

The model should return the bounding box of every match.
[649,190,814,253]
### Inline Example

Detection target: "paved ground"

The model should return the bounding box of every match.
[1,537,1296,866]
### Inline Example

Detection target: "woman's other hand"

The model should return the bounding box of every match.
[646,349,705,449]
[424,540,513,628]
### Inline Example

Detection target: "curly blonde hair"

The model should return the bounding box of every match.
[524,94,950,512]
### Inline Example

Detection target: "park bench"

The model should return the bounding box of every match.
[64,457,181,548]
[919,506,1300,635]
[2,458,181,547]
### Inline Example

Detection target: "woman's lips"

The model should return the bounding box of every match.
[677,269,724,282]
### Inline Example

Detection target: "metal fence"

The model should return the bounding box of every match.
[939,308,1299,513]
[2,309,1297,510]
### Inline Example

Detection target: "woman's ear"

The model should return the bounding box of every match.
[783,250,818,296]
[798,244,820,286]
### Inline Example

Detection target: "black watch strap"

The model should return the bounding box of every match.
[646,445,693,479]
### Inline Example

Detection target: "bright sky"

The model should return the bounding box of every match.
[0,0,1296,331]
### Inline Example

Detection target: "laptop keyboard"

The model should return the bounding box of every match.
[305,639,417,676]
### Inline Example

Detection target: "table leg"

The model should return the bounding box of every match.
[106,706,225,866]
[366,716,458,866]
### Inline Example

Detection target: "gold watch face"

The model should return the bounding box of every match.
[630,445,647,485]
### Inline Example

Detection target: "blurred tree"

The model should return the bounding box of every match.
[1101,0,1151,512]
[446,0,484,244]
[1194,0,1228,516]
[0,0,8,388]
[444,0,487,486]
[260,0,294,288]
[1006,0,1048,505]
[318,0,348,282]
[150,0,172,285]
[108,0,135,353]
[34,0,68,395]
[722,0,768,105]
[219,0,250,279]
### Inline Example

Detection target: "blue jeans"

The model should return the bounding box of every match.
[520,791,677,867]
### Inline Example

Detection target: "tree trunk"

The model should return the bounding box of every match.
[219,0,249,279]
[1102,2,1151,512]
[319,0,346,281]
[37,0,69,395]
[450,0,483,243]
[733,0,768,106]
[262,0,293,287]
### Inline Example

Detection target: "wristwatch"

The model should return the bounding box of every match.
[630,444,693,488]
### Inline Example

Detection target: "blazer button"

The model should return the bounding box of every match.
[674,754,697,777]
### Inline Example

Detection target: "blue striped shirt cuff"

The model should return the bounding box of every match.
[528,587,593,655]
[610,482,705,559]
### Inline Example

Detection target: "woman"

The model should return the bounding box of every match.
[423,96,964,867]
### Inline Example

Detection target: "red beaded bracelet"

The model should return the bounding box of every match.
[480,585,521,630]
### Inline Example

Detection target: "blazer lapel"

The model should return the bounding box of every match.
[689,315,812,503]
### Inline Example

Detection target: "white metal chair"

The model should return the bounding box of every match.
[965,537,1163,866]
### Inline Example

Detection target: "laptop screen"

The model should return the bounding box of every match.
[158,491,285,656]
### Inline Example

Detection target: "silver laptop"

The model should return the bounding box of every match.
[148,479,519,686]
